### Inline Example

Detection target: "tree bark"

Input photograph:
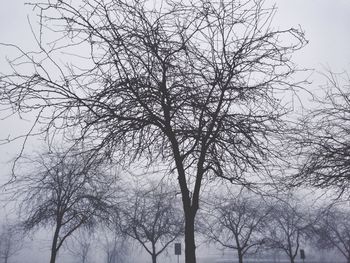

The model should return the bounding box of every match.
[184,210,197,263]
[238,250,243,263]
[170,134,200,263]
[152,254,157,263]
[151,243,157,263]
[49,224,61,263]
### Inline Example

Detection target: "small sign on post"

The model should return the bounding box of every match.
[175,243,181,263]
[300,249,306,263]
[175,243,181,255]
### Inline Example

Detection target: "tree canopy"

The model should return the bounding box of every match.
[0,1,307,262]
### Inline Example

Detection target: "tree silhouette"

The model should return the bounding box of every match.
[314,205,350,263]
[265,194,311,263]
[0,221,23,263]
[120,183,183,263]
[295,71,350,197]
[204,192,270,263]
[0,0,306,262]
[8,148,115,263]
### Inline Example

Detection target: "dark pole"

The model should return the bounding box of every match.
[175,242,181,263]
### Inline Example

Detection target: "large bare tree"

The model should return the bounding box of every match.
[0,0,306,262]
[8,148,115,263]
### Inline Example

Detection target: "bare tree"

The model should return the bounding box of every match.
[100,228,129,263]
[68,229,94,263]
[120,183,183,263]
[203,191,270,263]
[293,71,350,196]
[8,148,115,263]
[265,194,311,263]
[0,221,23,263]
[314,205,350,263]
[0,0,306,262]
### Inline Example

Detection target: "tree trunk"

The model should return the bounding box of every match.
[170,136,199,263]
[50,247,58,263]
[151,243,157,263]
[238,250,243,263]
[184,211,197,263]
[152,253,157,263]
[49,224,61,263]
[289,256,295,263]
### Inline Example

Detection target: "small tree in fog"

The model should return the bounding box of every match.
[203,192,270,263]
[265,195,311,263]
[68,229,94,263]
[120,183,183,263]
[100,228,129,263]
[314,205,350,263]
[9,148,115,263]
[0,221,23,263]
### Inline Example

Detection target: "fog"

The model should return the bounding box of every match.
[1,1,350,263]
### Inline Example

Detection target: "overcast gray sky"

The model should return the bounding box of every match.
[1,0,350,224]
[0,0,350,262]
[1,0,350,166]
[1,0,350,68]
[1,0,350,219]
[272,0,350,71]
[2,0,350,66]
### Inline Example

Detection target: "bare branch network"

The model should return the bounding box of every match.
[294,71,350,195]
[0,1,308,263]
[1,0,306,179]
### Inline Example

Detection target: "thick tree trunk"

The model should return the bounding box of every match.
[49,225,61,263]
[238,250,243,263]
[170,135,200,263]
[184,211,197,263]
[151,254,157,263]
[49,247,58,263]
[289,256,295,263]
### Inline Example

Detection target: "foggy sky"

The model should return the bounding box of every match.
[1,0,350,173]
[0,1,350,262]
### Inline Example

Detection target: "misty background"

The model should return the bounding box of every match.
[0,0,350,263]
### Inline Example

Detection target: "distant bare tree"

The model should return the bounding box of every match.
[203,191,270,263]
[68,229,94,263]
[120,183,183,263]
[314,205,350,263]
[294,71,350,196]
[265,195,311,263]
[0,1,307,262]
[100,228,129,263]
[8,148,115,263]
[0,221,23,263]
